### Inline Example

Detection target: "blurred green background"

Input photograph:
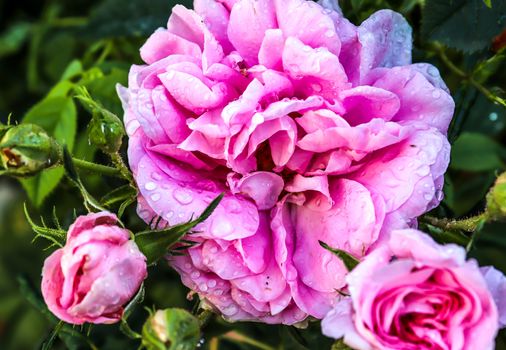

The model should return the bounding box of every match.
[0,0,506,349]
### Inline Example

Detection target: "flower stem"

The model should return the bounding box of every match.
[435,44,506,108]
[72,158,121,177]
[222,331,276,350]
[423,213,487,233]
[110,152,134,182]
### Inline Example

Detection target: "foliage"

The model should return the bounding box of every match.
[0,0,505,349]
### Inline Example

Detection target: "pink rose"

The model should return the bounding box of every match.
[322,229,506,350]
[119,0,453,323]
[41,212,147,324]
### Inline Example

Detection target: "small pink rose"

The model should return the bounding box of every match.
[41,212,147,324]
[322,229,506,350]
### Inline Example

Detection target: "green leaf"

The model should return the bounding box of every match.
[319,241,360,271]
[450,132,505,171]
[84,0,192,39]
[422,0,506,52]
[483,0,492,7]
[101,184,137,207]
[136,194,223,265]
[0,22,32,58]
[331,339,353,350]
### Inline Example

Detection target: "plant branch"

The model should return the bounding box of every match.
[435,44,506,108]
[72,158,121,177]
[422,213,487,232]
[222,331,276,350]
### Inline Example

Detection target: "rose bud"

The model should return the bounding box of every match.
[142,308,200,350]
[487,172,506,220]
[88,111,125,154]
[322,229,506,350]
[0,123,61,177]
[41,212,147,324]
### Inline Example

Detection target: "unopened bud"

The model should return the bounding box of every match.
[142,308,200,350]
[486,172,506,220]
[0,124,61,176]
[88,111,125,154]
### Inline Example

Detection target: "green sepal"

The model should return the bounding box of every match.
[135,194,223,265]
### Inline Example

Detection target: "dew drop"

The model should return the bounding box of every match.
[145,182,157,191]
[207,279,217,288]
[210,218,233,236]
[150,193,161,202]
[174,188,194,205]
[151,172,162,181]
[311,83,322,92]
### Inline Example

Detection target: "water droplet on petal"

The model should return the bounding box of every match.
[150,193,161,202]
[174,188,193,205]
[207,280,217,288]
[210,218,233,236]
[145,182,157,191]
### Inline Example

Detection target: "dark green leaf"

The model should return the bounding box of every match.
[101,184,137,207]
[84,0,192,39]
[422,0,506,52]
[319,241,359,271]
[136,194,223,265]
[450,132,505,171]
[331,339,353,350]
[0,22,32,58]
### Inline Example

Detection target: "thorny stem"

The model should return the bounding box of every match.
[423,213,487,233]
[435,44,506,108]
[72,158,121,177]
[110,152,134,183]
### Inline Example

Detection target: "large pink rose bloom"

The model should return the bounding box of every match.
[41,212,147,324]
[322,229,506,350]
[119,0,453,324]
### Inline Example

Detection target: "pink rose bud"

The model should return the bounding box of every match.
[322,229,506,350]
[41,212,147,324]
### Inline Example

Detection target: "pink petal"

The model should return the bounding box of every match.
[227,0,277,65]
[274,0,341,55]
[136,154,259,240]
[229,171,284,210]
[358,10,412,79]
[340,86,400,125]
